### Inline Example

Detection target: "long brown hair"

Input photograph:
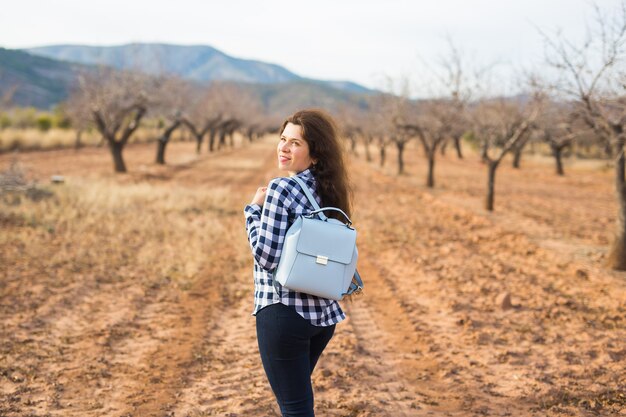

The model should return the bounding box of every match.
[280,109,353,221]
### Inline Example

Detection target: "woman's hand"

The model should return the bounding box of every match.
[251,186,267,206]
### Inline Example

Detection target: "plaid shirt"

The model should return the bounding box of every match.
[244,168,346,327]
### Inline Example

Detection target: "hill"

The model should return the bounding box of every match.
[0,48,85,108]
[26,43,372,94]
[0,44,374,110]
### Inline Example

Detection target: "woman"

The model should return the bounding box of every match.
[243,109,353,416]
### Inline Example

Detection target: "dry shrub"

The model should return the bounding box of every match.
[0,160,54,204]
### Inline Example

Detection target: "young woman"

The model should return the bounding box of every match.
[243,109,353,416]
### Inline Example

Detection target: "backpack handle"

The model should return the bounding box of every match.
[305,207,353,227]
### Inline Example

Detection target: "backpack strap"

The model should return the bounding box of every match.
[291,175,326,220]
[342,270,364,297]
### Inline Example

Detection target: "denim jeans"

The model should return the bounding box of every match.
[256,302,336,417]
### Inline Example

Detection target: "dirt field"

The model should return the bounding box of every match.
[1,137,624,416]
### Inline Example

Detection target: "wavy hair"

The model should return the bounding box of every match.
[280,109,353,221]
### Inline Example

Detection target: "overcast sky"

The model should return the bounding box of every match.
[0,0,606,91]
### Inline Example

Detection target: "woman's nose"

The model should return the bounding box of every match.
[278,142,289,152]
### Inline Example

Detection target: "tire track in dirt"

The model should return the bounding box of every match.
[349,153,626,416]
[1,138,279,416]
[1,269,160,415]
[169,274,281,417]
[111,140,280,416]
[160,142,286,416]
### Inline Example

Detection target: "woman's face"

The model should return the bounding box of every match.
[277,122,316,176]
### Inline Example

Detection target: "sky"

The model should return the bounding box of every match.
[0,0,608,92]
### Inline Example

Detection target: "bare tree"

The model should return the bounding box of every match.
[384,93,413,175]
[534,103,582,175]
[206,115,224,152]
[344,126,361,156]
[73,67,155,172]
[239,94,270,144]
[541,0,626,268]
[61,91,92,150]
[362,132,376,162]
[216,118,242,150]
[378,135,391,167]
[206,82,255,151]
[375,76,416,175]
[394,39,473,186]
[337,104,365,157]
[472,97,539,211]
[433,39,473,160]
[153,77,191,164]
[391,130,412,175]
[397,99,460,187]
[510,128,533,169]
[180,88,219,154]
[363,94,394,166]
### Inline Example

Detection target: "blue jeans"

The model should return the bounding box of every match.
[256,302,336,417]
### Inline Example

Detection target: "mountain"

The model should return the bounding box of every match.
[26,43,372,94]
[248,80,370,117]
[0,44,374,110]
[0,48,86,108]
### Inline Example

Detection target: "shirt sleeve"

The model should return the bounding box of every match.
[244,177,293,271]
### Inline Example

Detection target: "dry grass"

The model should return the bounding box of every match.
[1,174,234,289]
[0,127,189,152]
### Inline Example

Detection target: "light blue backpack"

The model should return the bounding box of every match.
[274,176,363,301]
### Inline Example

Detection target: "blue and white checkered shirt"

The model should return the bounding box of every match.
[244,168,346,327]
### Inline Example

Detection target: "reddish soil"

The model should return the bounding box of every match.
[1,139,624,416]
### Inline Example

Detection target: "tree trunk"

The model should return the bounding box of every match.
[604,139,613,158]
[365,140,372,162]
[380,146,386,167]
[218,130,227,150]
[485,160,498,211]
[553,144,564,176]
[397,142,405,175]
[195,134,203,154]
[74,129,83,150]
[454,136,463,159]
[427,152,435,188]
[512,147,522,168]
[481,142,489,163]
[607,133,626,270]
[440,140,447,156]
[156,120,181,164]
[156,137,167,164]
[208,128,217,152]
[109,140,126,173]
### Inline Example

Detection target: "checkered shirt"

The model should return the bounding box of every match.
[244,168,346,327]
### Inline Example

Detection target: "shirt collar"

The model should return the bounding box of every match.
[293,167,313,180]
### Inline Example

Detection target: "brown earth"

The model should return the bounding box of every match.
[1,138,624,416]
